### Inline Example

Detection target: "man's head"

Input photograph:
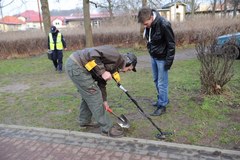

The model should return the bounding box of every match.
[124,52,137,72]
[137,7,154,28]
[50,26,57,33]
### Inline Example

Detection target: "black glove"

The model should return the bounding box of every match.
[164,63,171,70]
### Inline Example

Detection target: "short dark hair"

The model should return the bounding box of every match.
[137,7,152,23]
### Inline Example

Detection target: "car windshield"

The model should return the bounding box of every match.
[217,38,228,45]
[217,34,240,45]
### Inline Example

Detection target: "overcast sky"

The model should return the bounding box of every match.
[1,0,82,16]
[1,0,210,17]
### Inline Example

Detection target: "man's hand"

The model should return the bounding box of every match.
[164,64,171,70]
[102,71,112,81]
[103,101,112,112]
[164,62,172,70]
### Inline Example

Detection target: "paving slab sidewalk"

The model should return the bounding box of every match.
[0,124,239,160]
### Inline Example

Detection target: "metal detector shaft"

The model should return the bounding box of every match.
[117,83,164,135]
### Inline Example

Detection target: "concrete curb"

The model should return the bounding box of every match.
[1,124,239,157]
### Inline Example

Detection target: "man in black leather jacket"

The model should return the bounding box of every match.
[138,7,175,116]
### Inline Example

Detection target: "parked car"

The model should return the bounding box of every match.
[215,32,240,59]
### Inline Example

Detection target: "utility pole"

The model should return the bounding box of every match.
[0,0,3,19]
[37,0,43,30]
[0,0,5,31]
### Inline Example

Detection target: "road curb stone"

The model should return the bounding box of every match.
[0,124,239,160]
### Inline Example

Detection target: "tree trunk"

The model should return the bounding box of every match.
[40,0,51,36]
[232,0,239,17]
[212,0,217,16]
[107,0,114,20]
[83,0,94,47]
[140,0,147,36]
[191,0,195,15]
[223,0,227,17]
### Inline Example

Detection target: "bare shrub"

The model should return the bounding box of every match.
[0,16,239,59]
[172,16,240,45]
[195,28,238,94]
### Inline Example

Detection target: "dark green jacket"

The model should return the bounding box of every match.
[71,45,126,101]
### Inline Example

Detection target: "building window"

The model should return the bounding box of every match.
[176,13,181,22]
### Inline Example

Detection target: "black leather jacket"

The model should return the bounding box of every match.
[144,10,175,69]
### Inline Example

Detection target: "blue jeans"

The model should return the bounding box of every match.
[151,58,169,108]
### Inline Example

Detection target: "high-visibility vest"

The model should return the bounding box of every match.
[49,33,63,50]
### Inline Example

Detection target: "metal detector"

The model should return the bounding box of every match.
[116,82,173,139]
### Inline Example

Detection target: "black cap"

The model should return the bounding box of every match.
[125,52,137,72]
[50,26,57,33]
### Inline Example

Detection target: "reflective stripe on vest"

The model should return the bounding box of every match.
[49,33,63,50]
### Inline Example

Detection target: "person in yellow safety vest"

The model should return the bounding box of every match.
[48,25,67,73]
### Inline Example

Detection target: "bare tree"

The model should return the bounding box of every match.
[0,0,21,30]
[148,0,162,8]
[90,0,118,19]
[83,0,94,47]
[183,0,200,15]
[112,0,141,14]
[40,0,51,36]
[223,0,227,16]
[231,0,240,17]
[140,0,147,36]
[211,0,217,15]
[94,0,161,17]
[219,0,228,17]
[97,0,113,19]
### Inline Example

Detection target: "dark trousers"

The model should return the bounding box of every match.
[52,50,63,71]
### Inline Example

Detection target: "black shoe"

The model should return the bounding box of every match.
[150,107,166,116]
[152,99,170,107]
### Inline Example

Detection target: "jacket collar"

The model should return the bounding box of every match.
[151,10,160,27]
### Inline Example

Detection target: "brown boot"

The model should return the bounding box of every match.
[101,125,124,138]
[80,122,100,129]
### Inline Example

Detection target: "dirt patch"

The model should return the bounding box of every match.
[189,95,204,105]
[0,83,30,93]
[39,81,65,89]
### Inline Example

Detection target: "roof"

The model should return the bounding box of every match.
[162,1,187,9]
[218,32,240,39]
[51,16,65,22]
[67,12,110,19]
[0,16,25,25]
[17,10,43,22]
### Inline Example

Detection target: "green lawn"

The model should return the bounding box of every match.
[0,49,239,150]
